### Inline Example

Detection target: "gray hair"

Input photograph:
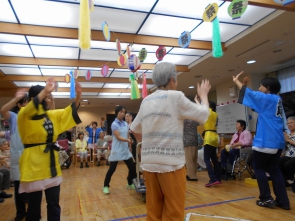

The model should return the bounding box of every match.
[152,62,177,87]
[287,116,295,122]
[0,138,7,146]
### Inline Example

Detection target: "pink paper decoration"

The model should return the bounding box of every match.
[142,74,148,98]
[85,69,92,80]
[117,54,127,66]
[101,65,109,77]
[116,39,121,55]
[125,45,131,58]
[156,46,166,61]
[74,69,79,79]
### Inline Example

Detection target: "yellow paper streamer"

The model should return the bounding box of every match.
[79,0,91,49]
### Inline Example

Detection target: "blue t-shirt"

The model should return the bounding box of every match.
[238,86,285,149]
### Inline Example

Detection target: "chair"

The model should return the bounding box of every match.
[75,148,91,164]
[230,146,255,179]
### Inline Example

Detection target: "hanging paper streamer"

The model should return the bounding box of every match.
[74,69,79,79]
[116,39,122,55]
[128,54,141,72]
[79,0,91,49]
[203,3,223,58]
[125,45,131,58]
[178,31,191,48]
[101,65,109,77]
[129,74,140,100]
[138,48,147,62]
[156,46,166,61]
[117,54,127,66]
[65,73,71,83]
[85,69,92,80]
[142,73,148,98]
[274,0,295,6]
[102,21,111,41]
[228,0,248,20]
[88,0,94,11]
[70,71,76,99]
[54,82,59,92]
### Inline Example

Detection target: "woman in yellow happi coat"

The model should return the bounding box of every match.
[17,78,82,221]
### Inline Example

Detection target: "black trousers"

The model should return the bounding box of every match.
[14,180,27,219]
[25,185,60,221]
[279,156,295,181]
[104,158,136,187]
[204,144,221,182]
[252,150,289,207]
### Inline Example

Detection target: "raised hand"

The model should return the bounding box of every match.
[14,89,27,100]
[75,82,82,96]
[232,71,244,83]
[197,79,211,98]
[44,78,56,94]
[242,77,249,86]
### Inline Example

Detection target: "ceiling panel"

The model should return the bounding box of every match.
[190,22,249,42]
[131,44,173,53]
[138,14,202,38]
[13,81,45,87]
[81,92,99,96]
[0,43,33,57]
[0,67,41,76]
[79,82,104,88]
[40,68,73,76]
[0,64,38,68]
[94,0,157,12]
[31,45,79,59]
[160,54,200,65]
[91,41,128,50]
[104,83,130,89]
[169,48,209,56]
[80,49,118,61]
[0,34,27,44]
[153,0,223,19]
[52,92,70,96]
[11,0,79,28]
[27,36,79,47]
[0,0,18,23]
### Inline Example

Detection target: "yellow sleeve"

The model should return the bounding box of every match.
[83,140,87,149]
[75,140,81,149]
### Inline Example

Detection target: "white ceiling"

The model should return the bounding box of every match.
[0,0,294,109]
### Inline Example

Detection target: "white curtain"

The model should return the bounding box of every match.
[278,65,295,94]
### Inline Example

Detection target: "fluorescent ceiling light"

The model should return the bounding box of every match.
[169,48,209,56]
[40,68,71,76]
[99,93,121,96]
[27,36,78,47]
[0,0,18,23]
[79,82,104,88]
[0,43,33,57]
[0,67,41,76]
[83,100,88,102]
[104,83,130,89]
[160,54,199,65]
[0,34,27,44]
[247,60,256,64]
[52,92,70,96]
[31,45,79,59]
[93,0,157,12]
[189,86,194,89]
[13,81,45,87]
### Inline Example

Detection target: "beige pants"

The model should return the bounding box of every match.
[97,149,108,161]
[184,146,198,179]
[144,167,186,221]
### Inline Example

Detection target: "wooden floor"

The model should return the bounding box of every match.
[1,161,295,221]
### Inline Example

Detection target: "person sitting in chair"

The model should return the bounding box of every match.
[220,120,252,172]
[96,131,109,166]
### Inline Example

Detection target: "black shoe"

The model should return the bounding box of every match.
[256,199,275,209]
[80,163,83,168]
[97,162,100,167]
[274,200,290,210]
[85,162,89,168]
[66,162,71,169]
[186,175,198,181]
[106,161,110,166]
[0,198,4,203]
[0,191,13,198]
[15,215,26,221]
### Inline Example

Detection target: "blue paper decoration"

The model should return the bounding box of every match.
[70,71,76,99]
[274,0,294,6]
[178,31,191,48]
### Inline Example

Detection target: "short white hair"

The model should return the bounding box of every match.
[152,62,177,87]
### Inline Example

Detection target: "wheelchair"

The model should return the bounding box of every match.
[229,146,255,179]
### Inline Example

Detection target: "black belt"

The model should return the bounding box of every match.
[202,130,217,137]
[24,142,60,177]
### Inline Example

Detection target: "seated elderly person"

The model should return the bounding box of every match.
[220,120,252,172]
[96,131,110,166]
[279,116,295,192]
[0,168,13,203]
[0,138,10,168]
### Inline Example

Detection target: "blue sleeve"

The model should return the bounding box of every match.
[238,86,265,113]
[7,111,17,134]
[111,121,119,133]
[85,126,91,133]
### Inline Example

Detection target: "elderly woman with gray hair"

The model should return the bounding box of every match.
[280,116,295,193]
[130,62,211,221]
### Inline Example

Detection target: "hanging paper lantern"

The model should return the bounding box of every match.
[70,71,76,99]
[116,39,122,55]
[129,74,140,100]
[125,45,131,58]
[88,0,94,11]
[274,0,295,6]
[156,46,166,61]
[202,3,223,58]
[79,0,91,49]
[101,21,110,41]
[65,73,71,83]
[178,31,191,48]
[54,82,59,92]
[101,65,109,77]
[117,54,127,66]
[74,69,79,79]
[142,74,148,99]
[128,54,141,72]
[85,69,92,80]
[138,48,147,62]
[228,0,248,20]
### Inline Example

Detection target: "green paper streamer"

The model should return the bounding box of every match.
[129,74,140,100]
[212,17,223,58]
